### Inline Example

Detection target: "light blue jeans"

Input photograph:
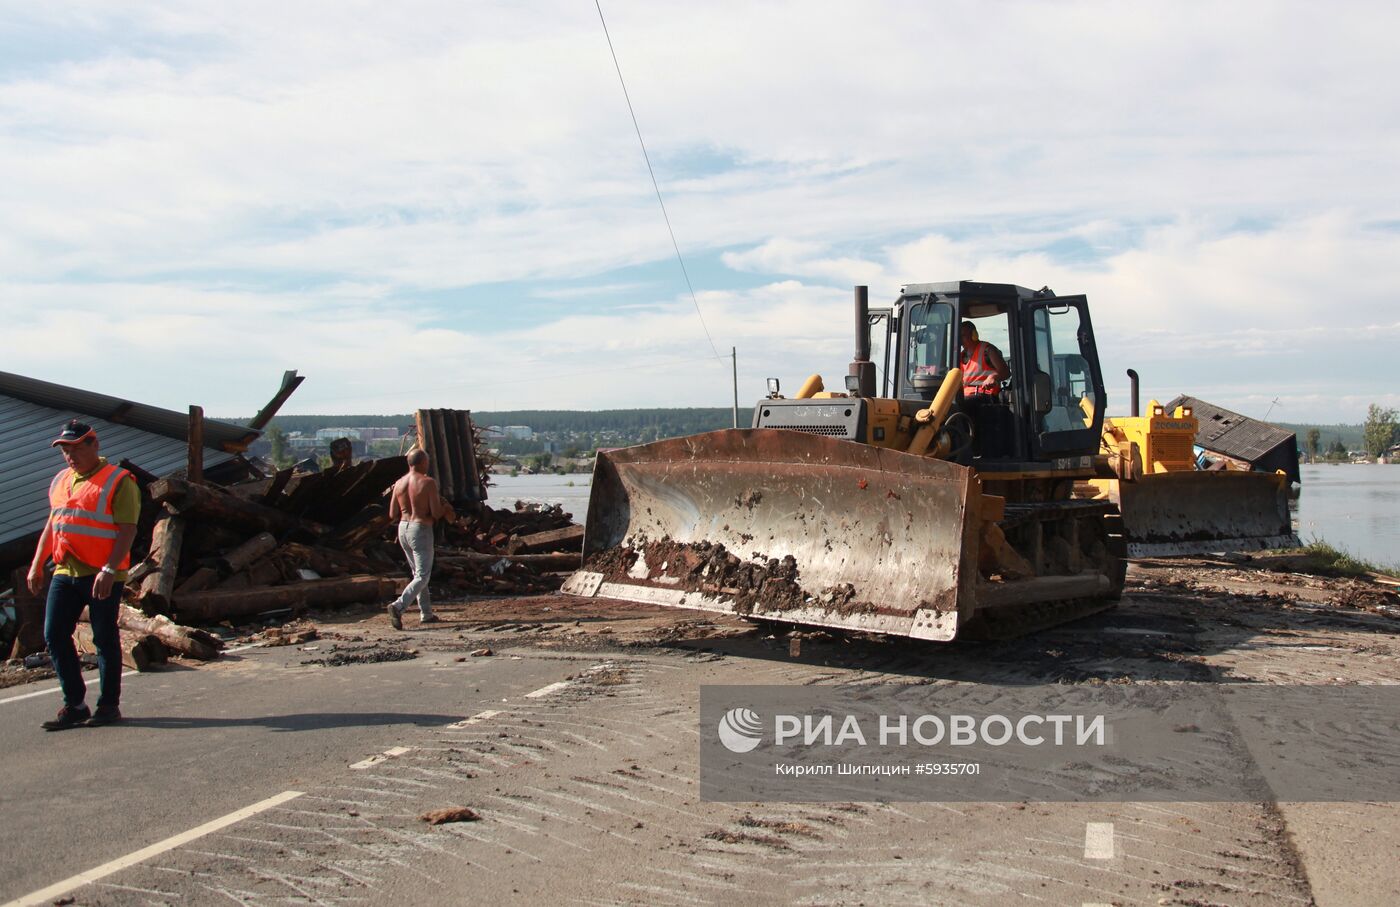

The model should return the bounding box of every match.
[391,521,434,618]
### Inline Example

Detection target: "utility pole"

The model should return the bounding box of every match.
[731,347,739,428]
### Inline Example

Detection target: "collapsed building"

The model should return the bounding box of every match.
[1,370,583,664]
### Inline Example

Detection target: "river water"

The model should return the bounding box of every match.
[1295,464,1400,568]
[486,465,1400,570]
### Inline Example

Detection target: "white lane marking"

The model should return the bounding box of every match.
[525,680,573,699]
[349,746,414,770]
[0,670,140,706]
[448,709,503,729]
[2,790,304,907]
[1084,822,1115,860]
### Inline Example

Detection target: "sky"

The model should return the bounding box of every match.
[1,1,1397,423]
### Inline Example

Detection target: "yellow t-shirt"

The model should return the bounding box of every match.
[52,458,141,582]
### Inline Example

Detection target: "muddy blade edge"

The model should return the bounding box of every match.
[562,429,977,640]
[1112,471,1298,557]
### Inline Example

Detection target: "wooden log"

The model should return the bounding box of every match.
[117,605,223,660]
[74,623,153,672]
[217,555,284,590]
[218,571,252,591]
[321,506,392,552]
[116,459,160,490]
[276,542,381,577]
[142,636,169,665]
[7,567,48,659]
[508,524,585,554]
[218,532,278,574]
[175,566,220,595]
[182,522,250,557]
[149,477,324,537]
[247,370,305,431]
[261,467,294,505]
[126,559,156,585]
[437,550,581,571]
[136,510,185,614]
[188,405,204,484]
[174,575,398,623]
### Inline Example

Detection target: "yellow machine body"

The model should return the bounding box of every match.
[1081,400,1297,557]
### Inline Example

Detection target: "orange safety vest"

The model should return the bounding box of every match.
[47,463,133,570]
[961,340,1001,396]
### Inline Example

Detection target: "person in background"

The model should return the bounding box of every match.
[386,449,454,628]
[28,420,139,730]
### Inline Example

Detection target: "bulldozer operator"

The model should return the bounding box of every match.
[959,320,1011,400]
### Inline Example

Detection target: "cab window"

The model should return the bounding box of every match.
[1031,305,1097,433]
[906,300,955,381]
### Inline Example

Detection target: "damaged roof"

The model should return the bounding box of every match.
[1165,394,1301,483]
[0,370,258,552]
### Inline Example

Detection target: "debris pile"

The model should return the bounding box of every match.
[7,404,589,669]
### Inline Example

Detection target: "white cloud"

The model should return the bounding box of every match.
[1,2,1397,421]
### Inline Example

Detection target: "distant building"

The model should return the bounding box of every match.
[502,425,534,440]
[315,428,360,441]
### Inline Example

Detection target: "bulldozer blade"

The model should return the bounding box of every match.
[562,429,979,641]
[1108,471,1297,557]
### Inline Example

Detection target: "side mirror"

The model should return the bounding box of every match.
[1031,371,1053,415]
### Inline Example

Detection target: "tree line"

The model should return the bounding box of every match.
[1297,406,1398,460]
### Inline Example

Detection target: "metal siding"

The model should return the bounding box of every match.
[0,370,255,449]
[0,396,234,547]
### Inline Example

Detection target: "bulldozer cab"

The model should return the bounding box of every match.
[891,281,1107,466]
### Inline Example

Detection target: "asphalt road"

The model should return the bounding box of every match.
[0,639,584,902]
[1,570,1398,906]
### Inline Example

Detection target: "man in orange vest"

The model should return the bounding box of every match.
[959,320,1011,400]
[26,420,140,731]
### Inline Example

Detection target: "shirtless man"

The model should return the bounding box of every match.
[386,449,454,629]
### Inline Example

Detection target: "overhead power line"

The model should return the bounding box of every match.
[594,0,722,361]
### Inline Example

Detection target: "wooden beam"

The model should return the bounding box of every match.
[136,510,185,614]
[217,532,278,574]
[175,575,397,623]
[115,605,223,660]
[248,370,305,431]
[508,524,585,554]
[187,405,204,484]
[149,477,323,537]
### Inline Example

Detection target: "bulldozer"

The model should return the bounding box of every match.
[564,280,1132,641]
[1076,370,1297,557]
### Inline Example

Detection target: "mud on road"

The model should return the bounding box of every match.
[296,551,1400,691]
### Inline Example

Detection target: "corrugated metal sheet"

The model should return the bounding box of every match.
[1165,395,1300,484]
[0,370,256,450]
[0,394,238,549]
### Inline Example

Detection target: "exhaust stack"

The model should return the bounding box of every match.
[848,285,877,398]
[1127,368,1140,417]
